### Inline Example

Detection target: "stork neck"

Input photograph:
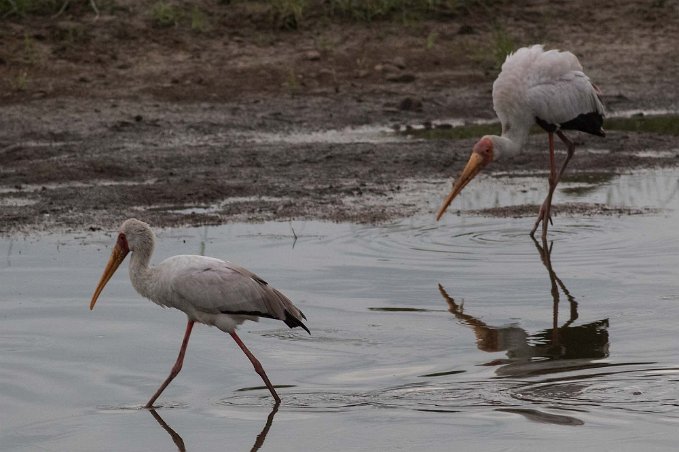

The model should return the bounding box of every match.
[495,132,524,158]
[128,244,155,299]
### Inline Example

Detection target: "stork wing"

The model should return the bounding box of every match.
[527,71,605,126]
[159,255,307,329]
[494,46,604,133]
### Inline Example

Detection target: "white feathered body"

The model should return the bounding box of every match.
[492,45,605,147]
[129,253,307,334]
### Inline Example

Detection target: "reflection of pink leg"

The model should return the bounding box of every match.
[230,332,281,403]
[146,320,195,408]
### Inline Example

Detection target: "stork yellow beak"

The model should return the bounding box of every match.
[90,238,129,310]
[436,152,486,221]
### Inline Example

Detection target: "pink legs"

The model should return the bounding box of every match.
[146,320,195,408]
[530,131,576,239]
[230,331,281,403]
[144,321,280,408]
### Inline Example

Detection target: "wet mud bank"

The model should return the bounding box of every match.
[1,97,679,235]
[2,0,679,234]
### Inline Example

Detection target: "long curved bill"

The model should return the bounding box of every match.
[436,152,485,221]
[90,240,129,310]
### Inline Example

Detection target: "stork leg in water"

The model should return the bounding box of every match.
[144,320,281,408]
[530,131,576,239]
[146,320,195,408]
[230,331,281,403]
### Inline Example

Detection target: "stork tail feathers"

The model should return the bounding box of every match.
[283,310,310,334]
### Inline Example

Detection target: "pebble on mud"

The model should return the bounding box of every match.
[399,97,423,112]
[391,56,406,69]
[304,50,321,61]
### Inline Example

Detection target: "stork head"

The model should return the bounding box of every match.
[89,218,154,310]
[117,218,155,254]
[436,136,495,220]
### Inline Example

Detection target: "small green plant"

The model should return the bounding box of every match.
[284,67,301,94]
[0,0,60,17]
[605,114,679,136]
[270,0,306,30]
[314,35,335,52]
[425,30,438,50]
[22,33,39,65]
[190,6,209,32]
[12,70,30,91]
[491,26,516,70]
[151,1,181,28]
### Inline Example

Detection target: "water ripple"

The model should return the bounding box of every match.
[219,365,679,424]
[513,366,679,416]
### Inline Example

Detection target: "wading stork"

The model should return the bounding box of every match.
[436,44,605,238]
[89,218,309,407]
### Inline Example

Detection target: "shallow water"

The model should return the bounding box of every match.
[1,169,678,451]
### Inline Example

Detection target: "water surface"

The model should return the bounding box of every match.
[1,169,678,451]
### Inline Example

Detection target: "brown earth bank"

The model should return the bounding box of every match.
[1,0,679,235]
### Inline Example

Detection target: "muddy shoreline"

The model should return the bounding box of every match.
[2,1,679,235]
[2,95,678,236]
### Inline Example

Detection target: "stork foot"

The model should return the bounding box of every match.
[530,201,553,238]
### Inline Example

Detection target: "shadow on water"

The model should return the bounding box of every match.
[148,403,280,452]
[438,237,611,379]
[495,408,584,426]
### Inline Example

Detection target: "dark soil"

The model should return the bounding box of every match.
[1,0,678,234]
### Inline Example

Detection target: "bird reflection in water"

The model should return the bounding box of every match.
[439,237,609,377]
[148,402,280,452]
[148,409,186,452]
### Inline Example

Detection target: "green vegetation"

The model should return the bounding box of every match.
[0,0,60,17]
[270,0,306,29]
[150,1,180,27]
[190,5,209,32]
[560,172,616,195]
[263,0,497,29]
[1,0,501,31]
[404,122,501,140]
[404,114,679,142]
[314,34,337,52]
[146,2,213,31]
[0,0,113,17]
[425,30,438,49]
[490,25,516,70]
[560,172,616,184]
[605,114,679,136]
[465,23,517,74]
[327,0,411,22]
[21,32,39,64]
[283,66,301,94]
[11,69,30,91]
[324,0,488,23]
